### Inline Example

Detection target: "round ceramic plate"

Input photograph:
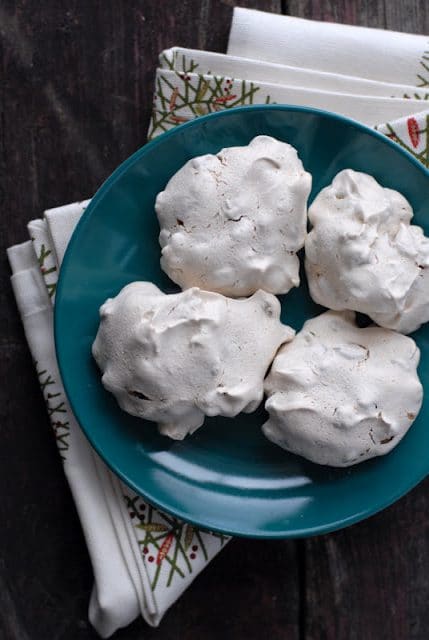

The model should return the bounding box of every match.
[55,105,429,538]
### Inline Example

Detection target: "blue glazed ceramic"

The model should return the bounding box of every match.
[55,105,429,538]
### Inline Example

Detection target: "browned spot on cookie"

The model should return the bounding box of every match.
[380,436,394,445]
[407,412,416,420]
[128,390,151,401]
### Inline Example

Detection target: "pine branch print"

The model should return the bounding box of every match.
[38,370,55,391]
[184,524,194,550]
[416,47,429,86]
[194,529,209,561]
[122,490,227,590]
[47,283,57,298]
[36,364,70,459]
[32,239,58,299]
[383,121,429,166]
[148,58,272,140]
[37,242,52,267]
[136,522,169,533]
[47,399,67,416]
[160,51,176,71]
[403,91,429,100]
[166,536,188,588]
[54,425,71,454]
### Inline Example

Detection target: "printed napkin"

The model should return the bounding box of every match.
[149,47,428,137]
[8,6,429,637]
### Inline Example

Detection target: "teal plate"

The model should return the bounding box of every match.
[55,105,429,538]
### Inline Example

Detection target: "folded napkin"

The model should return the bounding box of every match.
[8,7,429,637]
[149,47,428,139]
[229,8,429,85]
[8,210,228,638]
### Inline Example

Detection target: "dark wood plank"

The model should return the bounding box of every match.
[1,2,301,639]
[286,0,385,26]
[302,483,429,640]
[384,1,429,34]
[6,1,429,639]
[284,3,429,639]
[287,0,429,32]
[154,538,300,640]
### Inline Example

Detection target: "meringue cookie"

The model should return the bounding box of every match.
[156,135,312,297]
[92,282,294,440]
[305,169,429,334]
[263,310,423,467]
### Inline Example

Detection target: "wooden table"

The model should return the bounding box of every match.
[2,2,429,638]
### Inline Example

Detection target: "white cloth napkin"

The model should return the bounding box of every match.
[8,212,228,638]
[229,8,429,85]
[149,46,428,138]
[8,7,429,637]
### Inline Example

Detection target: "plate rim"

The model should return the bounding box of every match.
[55,104,429,539]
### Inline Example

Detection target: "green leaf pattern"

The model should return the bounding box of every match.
[34,241,57,299]
[416,46,429,87]
[123,492,229,591]
[36,363,70,460]
[148,53,272,139]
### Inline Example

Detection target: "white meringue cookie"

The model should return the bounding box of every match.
[92,282,294,440]
[263,310,423,467]
[155,135,312,297]
[305,169,429,334]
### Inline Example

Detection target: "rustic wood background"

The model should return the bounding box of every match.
[2,1,429,638]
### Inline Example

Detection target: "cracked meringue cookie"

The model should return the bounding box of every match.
[305,169,429,334]
[155,135,312,297]
[92,282,294,440]
[263,310,423,467]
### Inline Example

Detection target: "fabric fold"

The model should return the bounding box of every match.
[228,8,429,85]
[7,6,429,637]
[160,46,429,99]
[8,214,229,637]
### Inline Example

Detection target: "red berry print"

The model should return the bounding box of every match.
[148,555,154,562]
[192,545,198,551]
[143,547,149,554]
[190,553,196,560]
[407,117,420,148]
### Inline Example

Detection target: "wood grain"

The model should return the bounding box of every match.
[284,4,429,640]
[0,2,298,640]
[302,482,429,640]
[2,1,429,639]
[286,0,385,25]
[384,1,429,34]
[288,0,429,33]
